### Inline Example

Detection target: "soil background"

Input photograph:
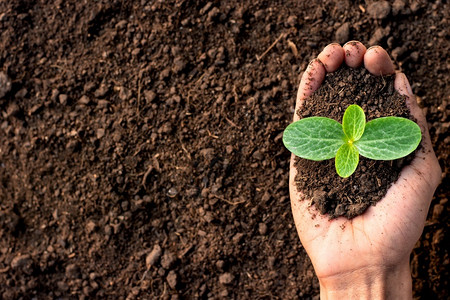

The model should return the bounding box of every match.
[0,0,448,299]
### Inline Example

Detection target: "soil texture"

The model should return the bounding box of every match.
[0,0,448,299]
[295,66,416,219]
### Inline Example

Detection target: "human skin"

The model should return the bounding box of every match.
[289,41,442,299]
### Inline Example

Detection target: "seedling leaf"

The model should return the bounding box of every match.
[335,143,359,178]
[283,117,345,160]
[283,104,422,178]
[355,117,422,160]
[342,104,365,141]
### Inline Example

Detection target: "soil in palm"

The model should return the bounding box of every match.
[295,65,415,219]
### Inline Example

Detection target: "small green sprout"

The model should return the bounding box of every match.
[283,104,422,178]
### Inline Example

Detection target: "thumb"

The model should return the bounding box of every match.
[394,72,442,191]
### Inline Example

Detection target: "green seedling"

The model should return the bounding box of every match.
[283,104,422,178]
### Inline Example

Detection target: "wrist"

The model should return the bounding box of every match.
[318,259,412,300]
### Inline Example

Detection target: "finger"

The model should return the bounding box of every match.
[394,72,442,188]
[364,46,395,76]
[343,41,366,68]
[317,43,345,72]
[294,59,326,121]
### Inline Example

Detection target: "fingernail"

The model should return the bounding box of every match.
[367,45,381,51]
[343,40,360,47]
[322,43,341,51]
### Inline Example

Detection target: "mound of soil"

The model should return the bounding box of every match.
[295,66,416,219]
[0,1,448,299]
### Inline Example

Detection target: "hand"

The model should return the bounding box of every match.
[289,41,442,299]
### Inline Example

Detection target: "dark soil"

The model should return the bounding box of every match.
[0,1,448,299]
[295,66,416,219]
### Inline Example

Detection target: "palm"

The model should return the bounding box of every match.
[289,42,441,280]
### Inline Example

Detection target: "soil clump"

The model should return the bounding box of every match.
[295,66,415,219]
